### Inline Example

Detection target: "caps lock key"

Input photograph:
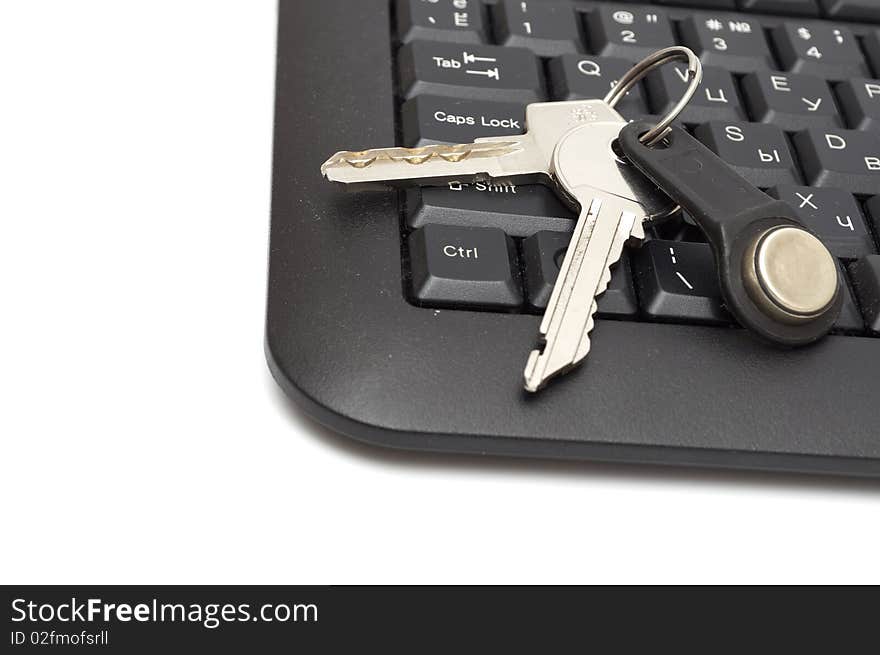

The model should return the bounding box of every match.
[400,95,526,146]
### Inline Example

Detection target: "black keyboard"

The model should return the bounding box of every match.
[395,0,880,334]
[267,0,880,477]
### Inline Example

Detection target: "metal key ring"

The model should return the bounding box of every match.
[604,46,703,148]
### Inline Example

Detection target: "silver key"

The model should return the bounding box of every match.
[321,48,703,392]
[523,43,704,390]
[321,99,625,199]
[523,119,673,392]
[324,109,674,391]
[321,104,676,392]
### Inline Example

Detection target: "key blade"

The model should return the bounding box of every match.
[321,139,544,186]
[524,196,640,393]
[320,99,626,188]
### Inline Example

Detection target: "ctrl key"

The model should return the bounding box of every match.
[408,224,523,310]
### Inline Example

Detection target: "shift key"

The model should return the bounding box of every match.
[406,181,575,238]
[398,41,545,103]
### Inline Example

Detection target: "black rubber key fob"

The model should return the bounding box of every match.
[619,121,843,347]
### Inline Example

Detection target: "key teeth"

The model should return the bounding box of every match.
[524,307,598,394]
[575,309,597,364]
[321,142,523,174]
[524,261,619,393]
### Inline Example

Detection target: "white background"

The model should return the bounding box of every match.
[1,1,879,585]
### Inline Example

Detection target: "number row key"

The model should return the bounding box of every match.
[397,0,488,44]
[588,6,677,61]
[772,22,869,79]
[494,0,582,57]
[678,14,775,73]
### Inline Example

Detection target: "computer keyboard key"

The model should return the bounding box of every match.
[595,253,639,319]
[742,71,841,130]
[865,32,880,80]
[768,185,875,259]
[547,55,647,116]
[737,0,820,16]
[633,240,731,325]
[792,128,880,195]
[522,231,638,316]
[523,231,569,310]
[586,7,676,62]
[836,79,880,131]
[397,0,487,44]
[772,22,869,79]
[866,195,880,233]
[694,121,800,187]
[848,256,880,334]
[679,14,775,73]
[651,212,707,243]
[834,272,865,333]
[819,0,880,21]
[406,182,575,238]
[647,64,745,123]
[494,0,583,57]
[408,224,523,309]
[398,41,545,103]
[653,0,735,6]
[401,96,526,146]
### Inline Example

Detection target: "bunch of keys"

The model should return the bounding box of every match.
[321,47,843,393]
